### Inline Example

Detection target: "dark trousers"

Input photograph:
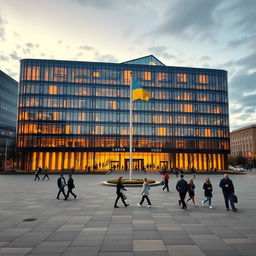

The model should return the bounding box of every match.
[66,188,76,199]
[57,187,66,199]
[114,193,127,206]
[43,174,49,180]
[163,180,169,191]
[223,192,235,210]
[179,192,187,208]
[140,195,151,205]
[34,174,40,181]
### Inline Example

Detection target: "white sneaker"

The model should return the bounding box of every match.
[147,205,151,208]
[201,201,204,206]
[194,204,198,207]
[209,205,213,209]
[137,203,142,207]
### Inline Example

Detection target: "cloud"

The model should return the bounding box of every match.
[200,56,212,61]
[78,45,94,51]
[72,0,119,9]
[57,40,63,44]
[236,52,256,69]
[0,54,9,61]
[0,15,7,40]
[94,51,119,63]
[148,46,176,60]
[9,51,20,60]
[225,0,256,32]
[227,35,256,48]
[153,0,222,40]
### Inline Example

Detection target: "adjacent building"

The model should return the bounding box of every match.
[0,70,18,170]
[230,124,256,163]
[16,55,230,171]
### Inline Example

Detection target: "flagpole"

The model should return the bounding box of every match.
[129,72,133,180]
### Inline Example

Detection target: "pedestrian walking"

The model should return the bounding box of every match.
[186,179,198,206]
[219,174,238,212]
[162,170,170,192]
[192,167,196,178]
[42,167,50,180]
[34,167,41,181]
[114,177,129,208]
[202,177,213,208]
[56,174,67,200]
[176,174,188,209]
[137,177,151,208]
[65,174,77,200]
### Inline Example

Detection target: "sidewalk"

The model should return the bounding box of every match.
[0,171,255,255]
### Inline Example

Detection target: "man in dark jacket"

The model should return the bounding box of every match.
[219,174,238,212]
[65,175,77,200]
[176,175,188,209]
[56,174,67,200]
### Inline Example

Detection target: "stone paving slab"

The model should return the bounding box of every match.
[0,171,256,255]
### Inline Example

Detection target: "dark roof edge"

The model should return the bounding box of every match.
[19,58,227,73]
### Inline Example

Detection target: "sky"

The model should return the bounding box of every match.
[0,0,255,131]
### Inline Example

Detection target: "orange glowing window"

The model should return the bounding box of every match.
[157,127,166,136]
[49,85,57,95]
[124,70,131,84]
[144,72,151,80]
[26,66,40,80]
[177,73,187,82]
[121,129,127,135]
[184,104,193,112]
[205,129,211,137]
[93,72,100,78]
[199,74,208,84]
[65,125,70,134]
[53,112,57,120]
[184,92,191,100]
[158,73,167,81]
[214,106,221,114]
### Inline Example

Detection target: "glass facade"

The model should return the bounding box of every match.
[0,70,18,169]
[17,55,230,171]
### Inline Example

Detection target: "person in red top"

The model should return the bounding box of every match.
[162,170,170,192]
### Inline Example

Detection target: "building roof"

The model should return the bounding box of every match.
[231,124,256,134]
[121,55,166,66]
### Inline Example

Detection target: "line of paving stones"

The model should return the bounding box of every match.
[0,171,255,255]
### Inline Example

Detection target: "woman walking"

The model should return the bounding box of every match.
[162,171,170,192]
[65,174,77,200]
[114,177,129,208]
[186,179,197,206]
[202,177,213,208]
[137,178,152,208]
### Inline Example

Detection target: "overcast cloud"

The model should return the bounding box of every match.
[0,0,255,130]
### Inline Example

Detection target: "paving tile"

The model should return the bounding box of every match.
[133,240,166,251]
[166,245,205,256]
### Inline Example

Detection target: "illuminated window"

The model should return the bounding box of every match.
[93,72,100,78]
[49,85,57,95]
[158,73,167,81]
[124,70,131,84]
[199,74,208,84]
[205,129,211,137]
[177,73,187,82]
[143,72,151,80]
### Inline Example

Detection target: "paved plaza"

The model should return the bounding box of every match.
[0,171,256,256]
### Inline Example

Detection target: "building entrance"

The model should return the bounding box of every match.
[125,159,144,170]
[110,161,119,170]
[160,161,168,169]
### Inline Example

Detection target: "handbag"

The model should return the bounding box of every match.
[232,194,238,203]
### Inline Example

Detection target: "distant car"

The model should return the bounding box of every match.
[234,166,245,172]
[228,165,236,171]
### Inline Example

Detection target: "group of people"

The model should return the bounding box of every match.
[114,174,238,212]
[56,174,77,200]
[34,167,49,181]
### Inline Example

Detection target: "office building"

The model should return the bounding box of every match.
[17,55,229,171]
[0,70,18,169]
